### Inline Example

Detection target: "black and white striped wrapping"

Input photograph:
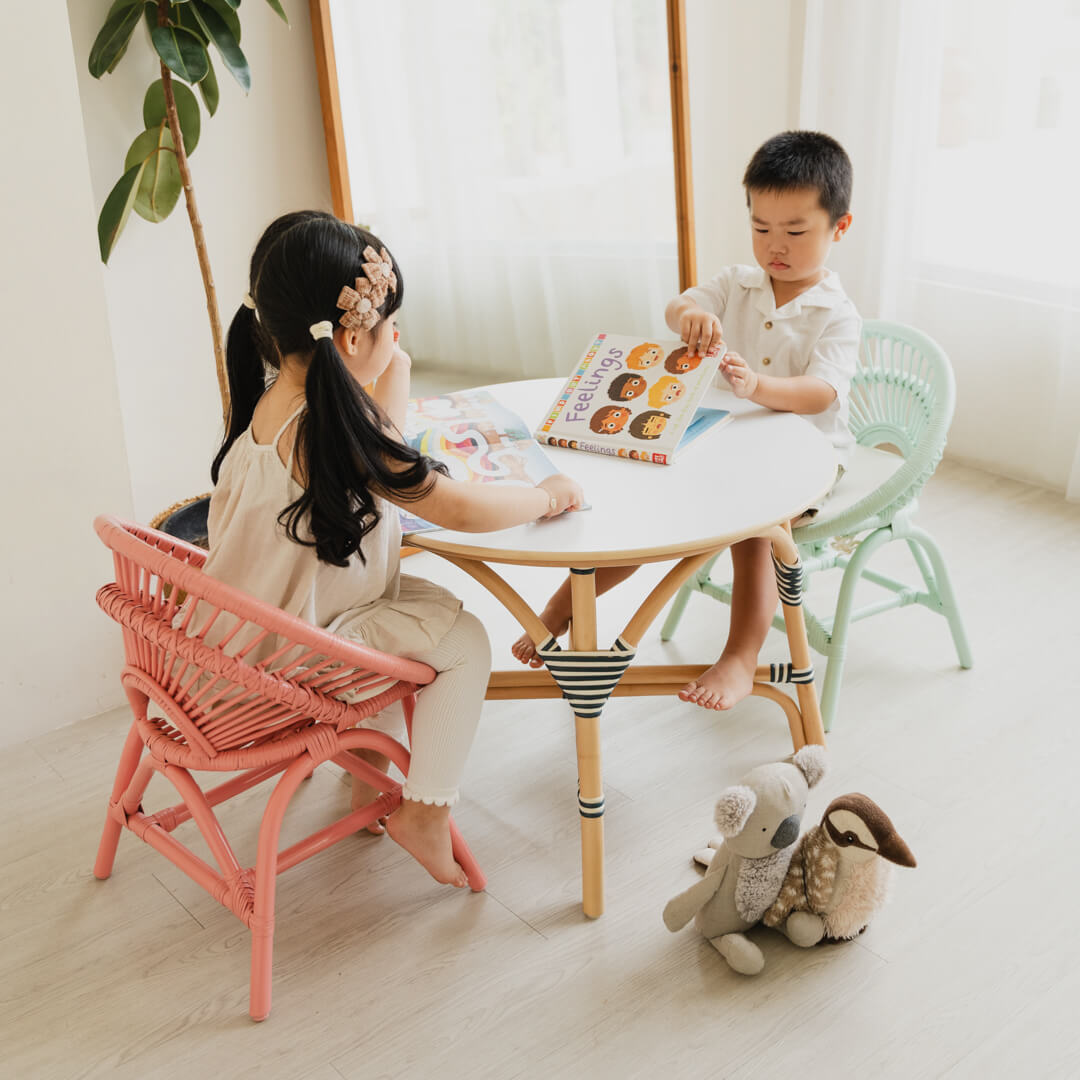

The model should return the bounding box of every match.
[767,661,815,684]
[772,553,804,607]
[535,635,637,719]
[577,785,605,818]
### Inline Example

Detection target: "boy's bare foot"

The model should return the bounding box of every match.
[385,798,468,888]
[679,655,756,711]
[349,747,391,834]
[510,607,570,667]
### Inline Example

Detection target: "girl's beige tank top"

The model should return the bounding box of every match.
[202,406,460,655]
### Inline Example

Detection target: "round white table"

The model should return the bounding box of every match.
[405,378,839,916]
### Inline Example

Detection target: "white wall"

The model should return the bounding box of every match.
[909,280,1080,492]
[0,4,332,747]
[66,0,332,522]
[0,6,135,747]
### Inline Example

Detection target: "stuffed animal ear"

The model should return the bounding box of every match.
[791,744,827,788]
[714,785,756,836]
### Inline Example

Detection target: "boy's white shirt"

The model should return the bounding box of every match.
[683,265,860,466]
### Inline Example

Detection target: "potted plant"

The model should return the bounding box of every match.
[88,0,288,544]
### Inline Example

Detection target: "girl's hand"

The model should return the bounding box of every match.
[719,351,759,398]
[678,309,724,358]
[537,474,585,518]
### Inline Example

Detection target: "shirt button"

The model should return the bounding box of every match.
[764,320,773,329]
[762,356,771,365]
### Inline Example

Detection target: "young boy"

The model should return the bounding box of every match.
[512,130,859,712]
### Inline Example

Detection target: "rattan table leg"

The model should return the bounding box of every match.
[767,523,826,747]
[569,568,604,917]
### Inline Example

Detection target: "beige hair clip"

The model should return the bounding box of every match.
[336,245,398,331]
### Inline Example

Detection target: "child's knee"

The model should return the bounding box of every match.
[434,609,491,674]
[456,610,491,662]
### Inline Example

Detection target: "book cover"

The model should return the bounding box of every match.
[534,332,727,464]
[399,389,559,534]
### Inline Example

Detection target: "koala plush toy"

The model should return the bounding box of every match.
[662,745,827,975]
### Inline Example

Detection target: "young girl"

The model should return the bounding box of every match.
[205,214,584,887]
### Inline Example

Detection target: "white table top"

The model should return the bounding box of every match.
[405,378,839,567]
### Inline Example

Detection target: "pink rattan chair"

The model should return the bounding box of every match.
[92,515,486,1021]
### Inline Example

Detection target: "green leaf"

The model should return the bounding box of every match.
[203,0,241,42]
[142,1,158,37]
[197,53,220,115]
[88,1,143,78]
[192,1,250,92]
[150,24,210,83]
[124,123,183,223]
[218,0,240,8]
[97,162,146,262]
[263,0,289,25]
[173,2,209,43]
[143,78,201,154]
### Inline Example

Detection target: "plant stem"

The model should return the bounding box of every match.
[158,1,228,421]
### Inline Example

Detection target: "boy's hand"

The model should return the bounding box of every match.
[678,308,724,358]
[537,474,585,518]
[719,351,759,399]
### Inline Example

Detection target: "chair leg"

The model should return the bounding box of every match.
[249,755,312,1022]
[818,526,895,732]
[94,718,145,880]
[660,553,720,641]
[817,653,846,735]
[448,817,487,892]
[660,583,693,641]
[906,525,974,669]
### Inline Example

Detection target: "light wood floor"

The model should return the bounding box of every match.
[4,459,1079,1079]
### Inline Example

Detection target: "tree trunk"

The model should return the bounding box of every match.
[158,1,228,421]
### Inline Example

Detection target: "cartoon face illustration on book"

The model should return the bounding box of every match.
[664,346,702,374]
[608,372,648,401]
[648,376,686,408]
[630,410,671,440]
[535,332,731,464]
[626,343,664,370]
[589,405,632,434]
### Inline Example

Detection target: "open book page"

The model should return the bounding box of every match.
[534,332,724,464]
[399,389,559,534]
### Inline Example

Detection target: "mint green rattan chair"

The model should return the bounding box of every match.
[661,319,973,731]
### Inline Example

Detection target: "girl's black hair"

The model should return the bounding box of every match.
[211,209,335,483]
[250,216,446,567]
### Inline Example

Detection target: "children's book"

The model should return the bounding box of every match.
[535,332,731,465]
[399,389,560,534]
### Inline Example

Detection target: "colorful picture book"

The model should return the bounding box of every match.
[535,332,731,464]
[399,389,560,534]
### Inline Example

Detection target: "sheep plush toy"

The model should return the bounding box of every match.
[662,745,827,975]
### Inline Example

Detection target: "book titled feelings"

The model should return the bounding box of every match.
[535,332,730,464]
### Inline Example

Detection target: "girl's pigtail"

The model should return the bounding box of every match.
[211,304,264,484]
[279,338,445,567]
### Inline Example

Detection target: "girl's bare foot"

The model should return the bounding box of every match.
[510,605,570,667]
[349,747,391,834]
[385,799,468,887]
[679,654,756,711]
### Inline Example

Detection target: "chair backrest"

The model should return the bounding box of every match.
[851,320,956,462]
[798,320,956,536]
[94,515,436,759]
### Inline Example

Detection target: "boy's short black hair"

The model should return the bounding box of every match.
[743,131,852,224]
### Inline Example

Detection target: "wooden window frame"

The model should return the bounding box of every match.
[307,0,696,289]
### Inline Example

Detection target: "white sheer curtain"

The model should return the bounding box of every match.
[329,0,679,381]
[798,0,1080,498]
